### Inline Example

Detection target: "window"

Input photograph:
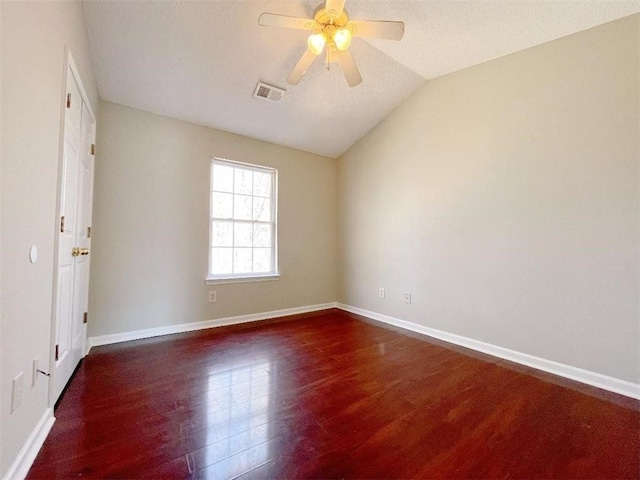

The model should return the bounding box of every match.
[208,159,278,283]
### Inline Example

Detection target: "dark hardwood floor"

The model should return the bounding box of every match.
[28,308,639,479]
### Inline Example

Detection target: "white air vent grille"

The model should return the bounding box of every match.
[253,82,285,102]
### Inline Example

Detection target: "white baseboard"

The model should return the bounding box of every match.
[337,303,640,400]
[2,408,55,480]
[86,300,639,400]
[88,302,337,349]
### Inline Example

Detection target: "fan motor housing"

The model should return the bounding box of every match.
[313,7,349,28]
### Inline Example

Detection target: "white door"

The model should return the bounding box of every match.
[74,101,95,356]
[52,61,96,402]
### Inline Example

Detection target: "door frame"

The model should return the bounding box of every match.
[49,49,96,407]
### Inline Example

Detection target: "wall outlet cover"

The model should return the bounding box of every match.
[12,373,23,413]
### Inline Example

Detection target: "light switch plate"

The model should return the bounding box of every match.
[12,373,23,413]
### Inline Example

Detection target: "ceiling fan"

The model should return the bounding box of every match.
[259,0,405,87]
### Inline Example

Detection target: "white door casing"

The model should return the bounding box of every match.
[51,52,96,403]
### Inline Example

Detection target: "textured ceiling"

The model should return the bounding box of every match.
[83,1,639,158]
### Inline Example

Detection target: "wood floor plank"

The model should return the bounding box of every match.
[28,308,639,479]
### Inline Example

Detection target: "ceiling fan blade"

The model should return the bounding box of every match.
[337,50,362,87]
[349,20,405,40]
[324,0,346,19]
[259,13,316,30]
[287,48,318,85]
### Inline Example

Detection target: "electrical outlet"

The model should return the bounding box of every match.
[404,293,412,304]
[208,290,217,303]
[32,357,41,387]
[11,373,23,413]
[378,288,385,299]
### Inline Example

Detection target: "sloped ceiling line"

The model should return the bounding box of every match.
[83,0,639,158]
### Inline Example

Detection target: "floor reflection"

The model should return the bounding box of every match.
[196,357,273,475]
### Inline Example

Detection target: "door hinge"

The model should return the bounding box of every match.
[83,312,88,324]
[60,216,65,233]
[66,93,71,109]
[90,143,96,155]
[87,226,91,238]
[55,344,59,361]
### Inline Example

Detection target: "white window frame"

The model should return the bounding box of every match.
[206,158,279,285]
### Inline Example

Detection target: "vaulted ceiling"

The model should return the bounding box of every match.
[83,1,639,158]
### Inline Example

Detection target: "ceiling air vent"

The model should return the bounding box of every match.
[253,82,285,102]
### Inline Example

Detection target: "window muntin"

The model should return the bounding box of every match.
[209,159,277,279]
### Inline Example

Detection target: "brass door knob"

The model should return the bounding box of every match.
[72,247,90,257]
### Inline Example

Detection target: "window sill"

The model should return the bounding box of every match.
[205,274,281,285]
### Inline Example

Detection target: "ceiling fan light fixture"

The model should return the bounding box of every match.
[332,28,352,51]
[308,33,327,55]
[260,0,405,87]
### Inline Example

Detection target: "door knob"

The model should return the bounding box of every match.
[72,247,90,257]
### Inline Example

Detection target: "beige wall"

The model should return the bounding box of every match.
[338,16,639,384]
[88,102,337,337]
[1,1,98,476]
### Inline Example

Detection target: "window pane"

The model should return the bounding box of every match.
[253,248,271,273]
[234,169,253,195]
[253,224,271,247]
[212,221,233,247]
[234,223,252,247]
[253,197,270,222]
[211,192,232,218]
[234,195,252,220]
[253,172,271,197]
[211,248,232,274]
[212,165,233,193]
[233,248,252,273]
[210,161,277,278]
